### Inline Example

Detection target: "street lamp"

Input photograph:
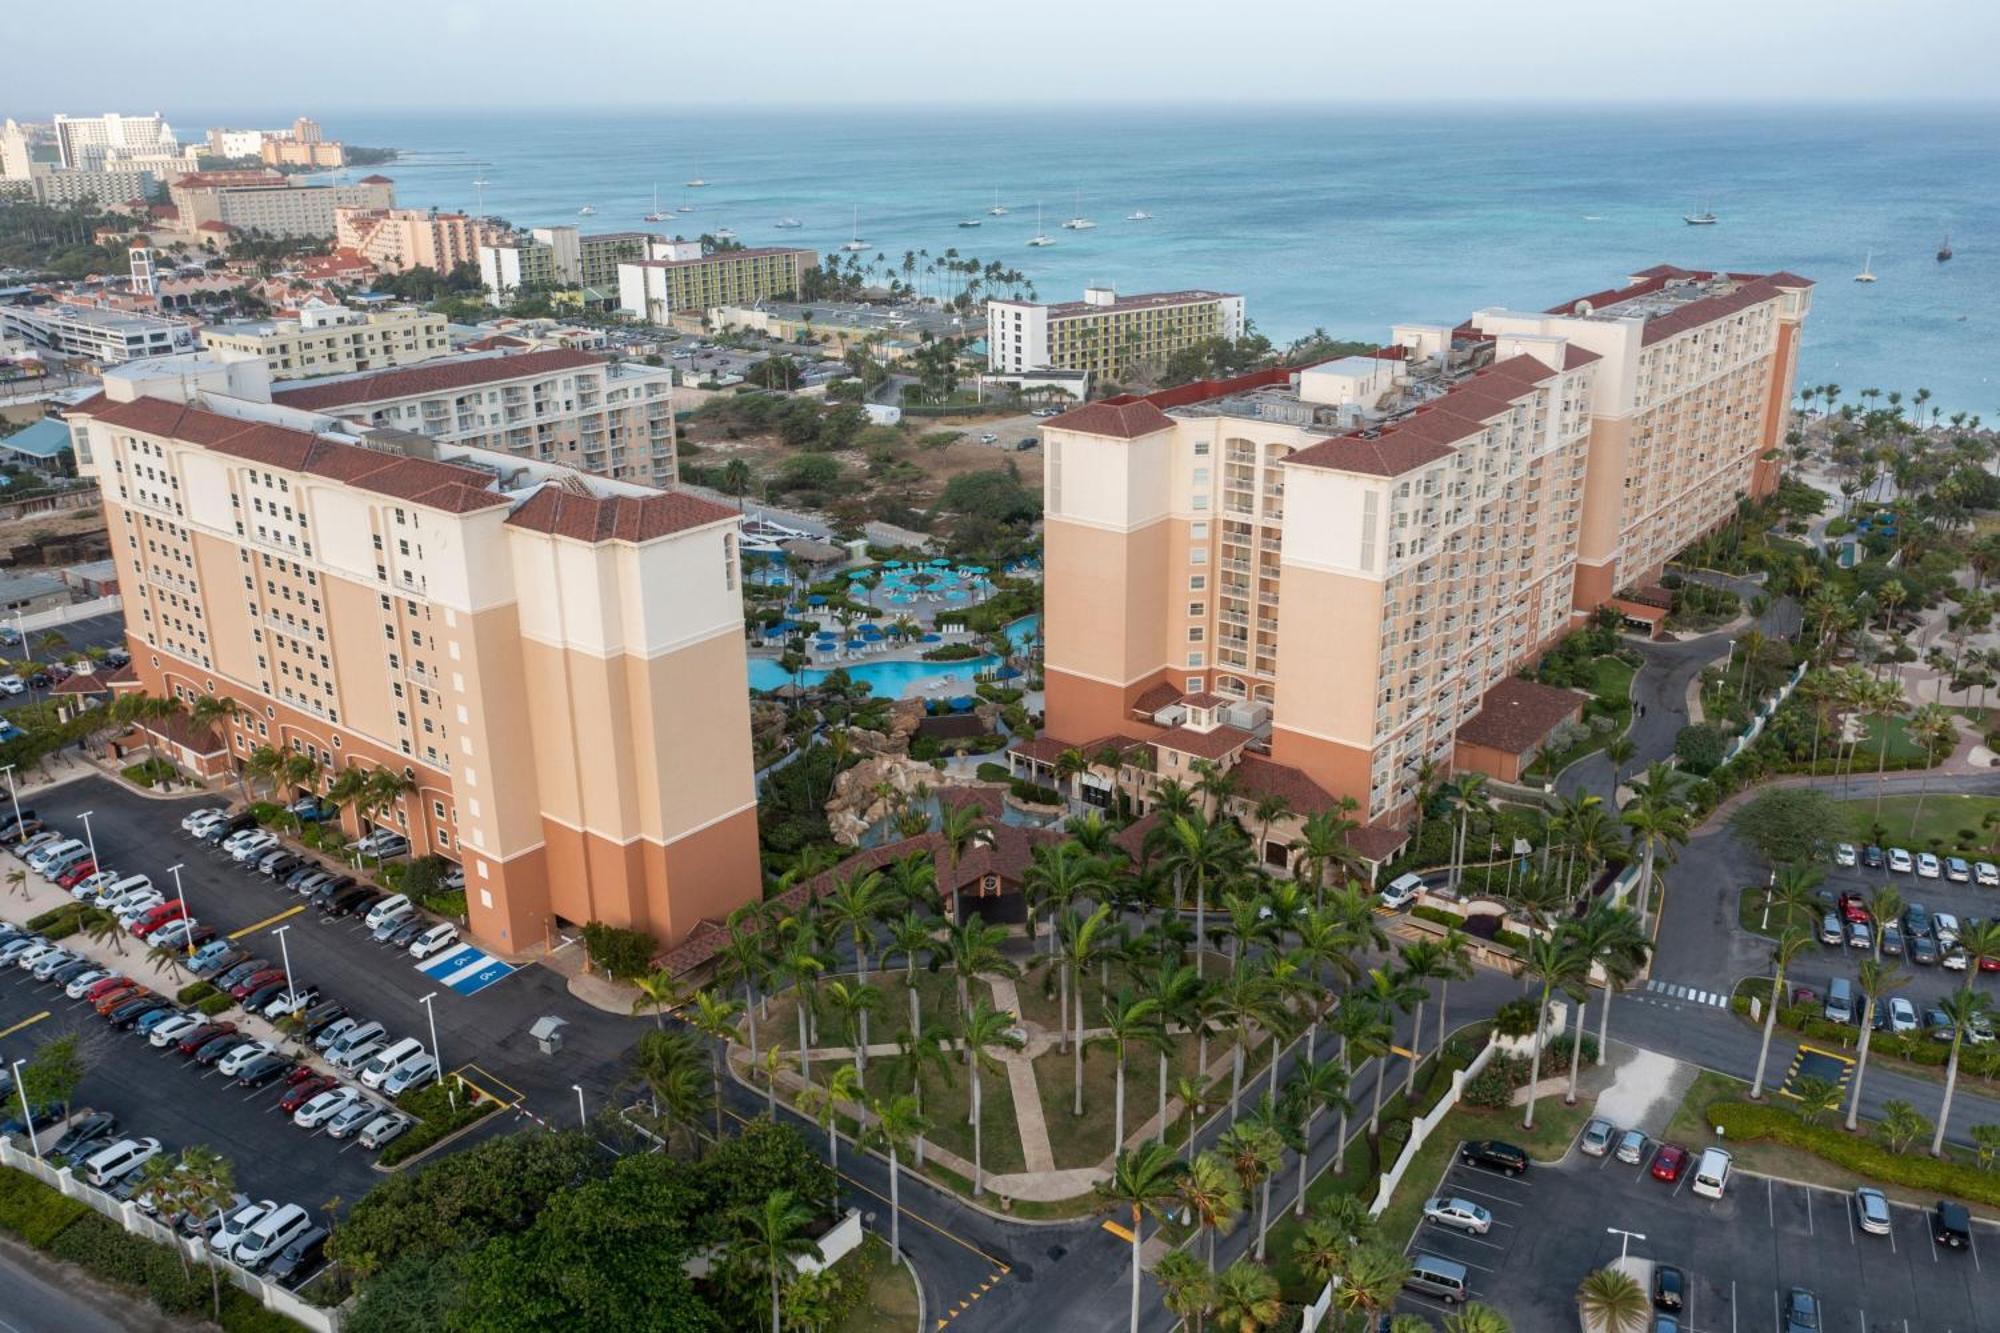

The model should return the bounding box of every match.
[1605,1226,1646,1261]
[77,810,98,878]
[571,1084,587,1128]
[272,924,296,1006]
[9,1057,37,1158]
[166,864,191,958]
[0,764,21,836]
[417,991,448,1101]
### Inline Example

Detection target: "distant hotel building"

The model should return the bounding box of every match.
[201,302,451,381]
[987,286,1246,379]
[270,347,678,487]
[169,170,396,239]
[477,227,658,303]
[1022,265,1810,855]
[68,352,760,955]
[335,207,497,275]
[0,301,197,364]
[617,245,816,324]
[53,112,180,169]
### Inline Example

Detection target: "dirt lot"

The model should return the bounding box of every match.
[684,412,1045,507]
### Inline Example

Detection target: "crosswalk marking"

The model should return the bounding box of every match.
[1645,978,1727,1008]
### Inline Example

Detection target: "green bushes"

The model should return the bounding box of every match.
[1708,1099,2000,1206]
[1008,780,1062,807]
[1674,723,1728,775]
[578,921,656,981]
[920,642,984,662]
[119,758,183,788]
[0,1166,85,1246]
[26,903,76,932]
[378,1079,500,1167]
[196,992,234,1016]
[176,980,218,1004]
[974,762,1011,783]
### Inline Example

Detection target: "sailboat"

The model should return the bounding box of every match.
[958,215,983,228]
[471,177,489,211]
[714,227,738,241]
[1126,209,1153,221]
[1854,252,1877,283]
[840,207,869,253]
[1061,189,1096,230]
[1027,204,1055,248]
[1682,200,1718,225]
[642,185,670,222]
[773,217,803,229]
[1938,232,1954,263]
[987,190,1009,217]
[685,164,708,187]
[576,204,596,216]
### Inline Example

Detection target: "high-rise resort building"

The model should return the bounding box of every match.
[200,301,451,381]
[477,227,667,304]
[334,207,498,275]
[616,245,818,323]
[53,112,179,169]
[169,170,396,240]
[1014,265,1810,870]
[268,347,678,487]
[987,286,1246,379]
[66,351,760,955]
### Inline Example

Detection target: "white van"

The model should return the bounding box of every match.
[1691,1146,1732,1199]
[325,1021,387,1069]
[358,1037,426,1089]
[234,1202,311,1268]
[100,875,153,909]
[26,839,84,874]
[1380,872,1426,910]
[83,1136,161,1187]
[363,894,411,931]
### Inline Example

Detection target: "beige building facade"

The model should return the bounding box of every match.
[169,171,396,239]
[1033,265,1811,845]
[335,207,494,274]
[988,286,1246,378]
[201,302,451,380]
[618,246,817,322]
[271,348,679,487]
[68,355,759,956]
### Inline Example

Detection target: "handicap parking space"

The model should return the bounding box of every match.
[414,942,516,996]
[1393,1137,2000,1330]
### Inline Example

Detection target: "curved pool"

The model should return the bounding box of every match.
[748,615,1039,696]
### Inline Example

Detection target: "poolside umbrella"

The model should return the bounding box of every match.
[929,558,950,567]
[806,595,827,606]
[884,560,905,569]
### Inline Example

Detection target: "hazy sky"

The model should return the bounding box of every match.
[10,0,1998,114]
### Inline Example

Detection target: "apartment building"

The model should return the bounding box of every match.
[1025,265,1810,855]
[261,119,345,169]
[54,112,178,169]
[477,227,660,302]
[0,121,32,181]
[269,348,678,486]
[335,207,495,274]
[169,171,396,239]
[16,164,153,206]
[201,302,451,380]
[617,246,817,323]
[67,352,759,954]
[987,286,1246,379]
[0,301,197,363]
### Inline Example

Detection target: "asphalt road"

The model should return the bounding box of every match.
[0,1235,159,1333]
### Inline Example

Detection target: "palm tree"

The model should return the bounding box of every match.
[1907,703,1960,829]
[1930,988,1992,1156]
[821,869,890,1032]
[1750,926,1813,1099]
[1444,773,1494,893]
[775,927,827,1084]
[1055,906,1112,1112]
[1604,734,1636,792]
[1443,1305,1514,1333]
[794,1063,863,1213]
[1353,966,1423,1130]
[865,1092,928,1257]
[178,1144,237,1317]
[717,912,771,1067]
[631,1029,711,1153]
[1331,1244,1413,1331]
[1211,1260,1281,1333]
[729,1188,819,1333]
[1519,931,1584,1130]
[684,989,742,1140]
[1154,1250,1217,1333]
[630,967,683,1029]
[1576,1265,1650,1333]
[892,1016,955,1170]
[1283,1061,1351,1216]
[1054,746,1090,808]
[1151,813,1248,974]
[1093,988,1164,1153]
[1289,908,1360,1066]
[1097,1141,1187,1333]
[1621,767,1691,919]
[1249,792,1292,867]
[1137,957,1205,1142]
[821,978,882,1075]
[1395,940,1449,1094]
[960,999,1023,1196]
[245,744,287,797]
[1210,964,1277,1123]
[1178,1148,1243,1271]
[78,906,124,956]
[1331,1000,1391,1170]
[1431,927,1476,1051]
[935,801,986,921]
[884,910,935,1039]
[1845,957,1907,1132]
[1024,840,1108,980]
[1571,906,1649,1078]
[1190,757,1239,822]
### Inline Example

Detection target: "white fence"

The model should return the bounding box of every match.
[1369,1034,1500,1215]
[0,1137,341,1331]
[15,594,121,635]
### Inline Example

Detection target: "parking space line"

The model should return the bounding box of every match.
[228,905,302,939]
[0,1009,48,1039]
[1805,1186,1814,1236]
[1439,1181,1526,1207]
[453,1063,524,1108]
[1767,1177,1775,1227]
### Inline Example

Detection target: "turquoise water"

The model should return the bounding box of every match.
[748,614,1039,696]
[287,106,2000,413]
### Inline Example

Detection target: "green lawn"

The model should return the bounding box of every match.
[1737,885,1820,940]
[756,967,964,1057]
[1527,656,1634,780]
[832,1234,920,1332]
[1849,715,1934,766]
[1036,1031,1205,1170]
[1839,794,2000,856]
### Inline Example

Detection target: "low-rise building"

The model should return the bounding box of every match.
[0,301,197,364]
[618,246,817,324]
[0,570,72,616]
[987,285,1245,378]
[335,207,495,275]
[201,302,451,380]
[270,347,678,486]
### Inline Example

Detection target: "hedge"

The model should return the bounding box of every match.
[176,980,218,1004]
[196,992,235,1016]
[1707,1099,2000,1206]
[0,1165,86,1247]
[378,1079,500,1167]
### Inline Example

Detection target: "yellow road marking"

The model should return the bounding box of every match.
[1389,1044,1417,1060]
[228,905,302,939]
[0,1010,49,1040]
[453,1063,524,1107]
[1101,1218,1135,1242]
[1796,1044,1855,1068]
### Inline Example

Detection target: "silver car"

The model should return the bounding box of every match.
[1421,1196,1492,1234]
[1615,1129,1647,1164]
[1854,1187,1892,1236]
[1581,1117,1616,1157]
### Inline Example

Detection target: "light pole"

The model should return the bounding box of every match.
[417,991,449,1107]
[9,1057,36,1158]
[571,1084,586,1128]
[1605,1225,1646,1261]
[273,924,296,1007]
[0,764,19,836]
[166,864,191,958]
[77,810,98,878]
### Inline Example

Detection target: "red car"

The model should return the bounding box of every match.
[55,860,97,890]
[229,968,286,1000]
[82,975,133,1004]
[176,1021,236,1056]
[94,985,151,1016]
[1838,893,1871,925]
[130,901,187,939]
[1650,1143,1690,1183]
[277,1075,336,1113]
[283,1064,325,1087]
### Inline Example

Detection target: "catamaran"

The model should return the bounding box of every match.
[1683,201,1717,225]
[1027,204,1055,247]
[841,207,869,252]
[1061,190,1096,230]
[576,204,596,216]
[642,185,670,222]
[987,190,1009,217]
[1126,209,1153,221]
[1854,252,1877,283]
[774,217,803,229]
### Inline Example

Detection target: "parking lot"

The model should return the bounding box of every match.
[1402,1137,2000,1329]
[1785,844,2000,1011]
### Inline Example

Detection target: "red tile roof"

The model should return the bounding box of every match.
[1043,400,1176,439]
[50,672,112,696]
[1349,823,1409,863]
[1180,691,1230,710]
[1152,724,1253,762]
[1563,344,1600,370]
[356,174,394,185]
[1454,677,1586,755]
[1129,681,1183,716]
[1289,354,1555,477]
[71,397,508,514]
[270,348,607,410]
[503,484,737,544]
[1229,754,1343,815]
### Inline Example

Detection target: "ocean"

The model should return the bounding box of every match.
[270,105,2000,416]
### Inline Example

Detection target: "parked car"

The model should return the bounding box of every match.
[235,1053,295,1088]
[1819,912,1843,945]
[1910,933,1941,966]
[1781,1287,1818,1333]
[1880,922,1904,957]
[1421,1197,1492,1234]
[324,1098,381,1140]
[1854,1187,1892,1236]
[408,923,459,959]
[149,1012,207,1049]
[264,1225,329,1285]
[1654,1265,1686,1312]
[358,1112,412,1149]
[209,1200,277,1257]
[1649,1143,1689,1182]
[387,919,428,949]
[65,970,115,1000]
[176,1022,235,1057]
[191,1031,246,1065]
[1934,1200,1972,1248]
[312,1017,360,1052]
[1935,912,1962,947]
[48,1111,118,1163]
[1918,852,1943,879]
[1888,996,1919,1033]
[379,1054,437,1096]
[1889,847,1915,874]
[217,1042,276,1077]
[82,1136,161,1187]
[1833,843,1858,867]
[277,1076,337,1114]
[228,830,280,864]
[1977,861,2000,888]
[1947,857,1973,883]
[263,986,320,1019]
[1615,1129,1648,1164]
[294,1086,362,1129]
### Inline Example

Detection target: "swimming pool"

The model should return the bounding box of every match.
[748,615,1039,695]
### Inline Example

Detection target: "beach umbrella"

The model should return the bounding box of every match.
[929,557,950,567]
[806,594,827,606]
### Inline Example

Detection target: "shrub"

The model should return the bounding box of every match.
[1462,1064,1516,1109]
[176,980,218,1004]
[1379,1118,1412,1159]
[26,904,75,931]
[1493,998,1540,1038]
[196,992,234,1016]
[974,762,1011,783]
[1409,905,1465,930]
[579,921,656,981]
[1674,723,1727,775]
[0,1166,86,1246]
[921,642,984,662]
[1008,780,1062,806]
[1708,1099,2000,1206]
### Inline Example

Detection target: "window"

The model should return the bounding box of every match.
[1186,676,1205,692]
[1190,548,1207,565]
[1187,602,1206,617]
[1193,440,1210,456]
[1189,574,1206,591]
[1186,652,1205,668]
[1188,627,1205,642]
